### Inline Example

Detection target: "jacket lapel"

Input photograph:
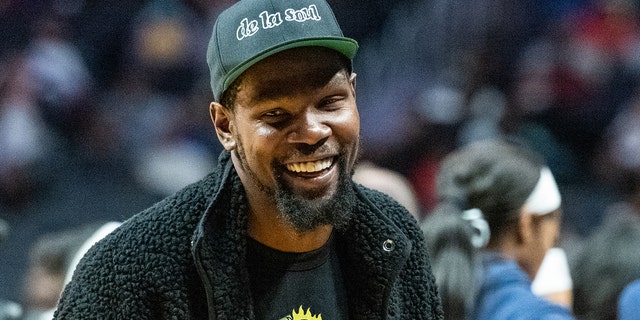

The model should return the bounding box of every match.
[337,186,412,320]
[192,153,255,319]
[193,153,412,320]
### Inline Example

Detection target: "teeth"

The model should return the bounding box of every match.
[286,158,332,173]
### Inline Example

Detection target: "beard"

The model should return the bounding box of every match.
[234,139,358,233]
[273,155,357,233]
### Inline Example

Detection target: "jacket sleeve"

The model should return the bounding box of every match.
[53,231,155,319]
[52,213,186,319]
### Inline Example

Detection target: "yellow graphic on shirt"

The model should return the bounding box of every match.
[279,305,322,320]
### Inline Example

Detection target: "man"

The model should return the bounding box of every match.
[53,0,443,319]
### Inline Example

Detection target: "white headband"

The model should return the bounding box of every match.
[523,167,561,215]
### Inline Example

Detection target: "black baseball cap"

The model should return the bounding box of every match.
[207,0,359,101]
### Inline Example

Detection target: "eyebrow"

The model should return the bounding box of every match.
[252,69,349,103]
[253,81,303,102]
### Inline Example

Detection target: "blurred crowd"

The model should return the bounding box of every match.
[2,0,640,318]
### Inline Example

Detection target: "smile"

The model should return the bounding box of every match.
[285,158,333,173]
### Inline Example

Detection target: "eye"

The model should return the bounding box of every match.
[264,109,285,117]
[319,96,344,111]
[261,108,290,124]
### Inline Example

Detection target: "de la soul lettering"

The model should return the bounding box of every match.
[236,5,321,40]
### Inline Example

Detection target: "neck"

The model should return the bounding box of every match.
[248,208,333,253]
[231,153,335,252]
[487,237,538,280]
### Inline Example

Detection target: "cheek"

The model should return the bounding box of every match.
[332,110,360,168]
[531,219,560,264]
[254,124,276,138]
[334,109,360,141]
[543,219,560,248]
[243,125,283,172]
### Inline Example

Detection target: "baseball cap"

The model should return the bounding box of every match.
[207,0,359,101]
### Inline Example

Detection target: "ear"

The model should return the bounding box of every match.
[210,102,236,150]
[349,72,357,98]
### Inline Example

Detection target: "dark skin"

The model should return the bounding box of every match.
[210,47,359,253]
[485,208,561,279]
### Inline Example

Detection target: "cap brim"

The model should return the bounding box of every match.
[222,37,358,95]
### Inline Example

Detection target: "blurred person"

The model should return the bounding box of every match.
[421,138,574,319]
[505,33,623,240]
[570,90,640,319]
[518,0,640,165]
[353,161,422,221]
[593,92,640,193]
[353,0,558,213]
[25,14,93,142]
[126,0,209,95]
[618,278,640,320]
[455,86,507,147]
[353,0,548,159]
[0,299,21,320]
[564,0,640,75]
[83,0,230,192]
[53,0,444,319]
[122,0,236,95]
[570,197,640,320]
[0,52,52,207]
[21,222,120,320]
[86,67,217,195]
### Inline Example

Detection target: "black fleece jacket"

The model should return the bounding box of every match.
[54,151,443,319]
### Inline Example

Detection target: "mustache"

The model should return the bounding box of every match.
[278,143,340,163]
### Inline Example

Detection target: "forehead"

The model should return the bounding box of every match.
[238,47,351,102]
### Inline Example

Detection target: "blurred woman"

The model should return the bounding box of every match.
[421,138,574,320]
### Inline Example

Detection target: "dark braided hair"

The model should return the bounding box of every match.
[421,138,544,319]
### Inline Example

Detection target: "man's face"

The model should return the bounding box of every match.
[214,47,360,232]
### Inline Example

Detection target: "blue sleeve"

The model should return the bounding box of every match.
[619,279,640,320]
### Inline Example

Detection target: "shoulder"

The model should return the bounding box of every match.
[115,171,220,243]
[66,172,222,288]
[477,257,574,320]
[55,174,222,317]
[619,279,640,320]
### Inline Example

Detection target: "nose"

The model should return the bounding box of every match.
[287,111,331,147]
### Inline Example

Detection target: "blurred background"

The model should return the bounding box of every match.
[2,0,640,318]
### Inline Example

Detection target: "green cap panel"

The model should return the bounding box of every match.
[207,0,358,101]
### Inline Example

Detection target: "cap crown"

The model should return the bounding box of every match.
[207,0,358,101]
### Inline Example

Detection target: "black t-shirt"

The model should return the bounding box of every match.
[246,234,347,320]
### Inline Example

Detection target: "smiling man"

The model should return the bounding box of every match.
[53,0,443,319]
